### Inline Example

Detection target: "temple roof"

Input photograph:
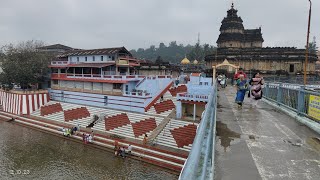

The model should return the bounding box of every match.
[57,47,132,58]
[38,44,74,50]
[244,29,264,42]
[181,57,190,64]
[217,3,263,44]
[204,47,318,62]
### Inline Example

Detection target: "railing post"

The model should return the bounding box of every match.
[265,83,269,98]
[297,86,306,116]
[276,85,282,105]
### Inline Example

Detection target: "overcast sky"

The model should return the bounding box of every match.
[0,0,319,50]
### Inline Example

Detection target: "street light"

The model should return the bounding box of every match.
[304,0,312,85]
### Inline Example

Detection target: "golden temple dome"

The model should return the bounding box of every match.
[193,59,198,64]
[181,57,190,64]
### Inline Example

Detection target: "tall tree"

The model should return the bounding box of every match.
[130,41,216,64]
[0,40,54,89]
[308,36,318,54]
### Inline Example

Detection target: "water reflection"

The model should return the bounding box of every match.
[0,121,177,180]
[216,121,241,152]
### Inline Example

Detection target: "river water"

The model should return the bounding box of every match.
[0,121,178,180]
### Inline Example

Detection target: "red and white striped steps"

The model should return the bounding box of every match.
[0,111,187,172]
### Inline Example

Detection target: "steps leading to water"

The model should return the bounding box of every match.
[0,111,187,172]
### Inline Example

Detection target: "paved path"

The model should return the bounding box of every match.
[215,87,320,180]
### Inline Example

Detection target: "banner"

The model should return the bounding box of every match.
[308,95,320,121]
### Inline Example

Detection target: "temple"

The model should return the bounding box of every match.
[206,3,318,75]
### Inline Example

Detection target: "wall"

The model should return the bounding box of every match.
[69,54,116,63]
[209,59,316,74]
[49,89,149,113]
[0,91,49,115]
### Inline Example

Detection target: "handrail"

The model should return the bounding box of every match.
[179,80,217,180]
[135,77,146,88]
[144,81,173,112]
[263,82,320,123]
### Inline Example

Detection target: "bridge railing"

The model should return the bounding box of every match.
[263,82,320,122]
[179,81,217,180]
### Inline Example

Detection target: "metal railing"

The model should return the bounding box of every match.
[263,82,320,122]
[176,93,209,102]
[179,81,217,180]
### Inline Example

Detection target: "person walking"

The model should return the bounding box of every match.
[233,68,247,86]
[249,72,264,108]
[235,74,249,108]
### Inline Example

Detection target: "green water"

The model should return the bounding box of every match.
[0,121,178,180]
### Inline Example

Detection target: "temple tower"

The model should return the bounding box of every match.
[217,3,264,48]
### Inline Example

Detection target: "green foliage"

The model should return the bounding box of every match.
[308,36,318,54]
[130,41,216,64]
[0,40,54,89]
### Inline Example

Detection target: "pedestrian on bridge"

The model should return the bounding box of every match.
[235,74,249,108]
[249,72,264,108]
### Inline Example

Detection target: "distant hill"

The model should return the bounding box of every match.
[130,41,216,64]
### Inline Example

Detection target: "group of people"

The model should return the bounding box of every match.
[114,140,133,158]
[82,131,94,144]
[217,74,227,88]
[234,68,264,109]
[62,124,80,137]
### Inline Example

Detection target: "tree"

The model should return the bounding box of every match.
[129,41,216,64]
[308,36,318,54]
[0,40,54,89]
[155,56,163,64]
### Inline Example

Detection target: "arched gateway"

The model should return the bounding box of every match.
[212,59,239,79]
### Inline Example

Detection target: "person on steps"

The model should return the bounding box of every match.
[143,134,148,146]
[127,144,132,155]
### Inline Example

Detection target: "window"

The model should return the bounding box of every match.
[70,57,73,61]
[104,96,108,105]
[101,56,103,61]
[112,56,115,60]
[77,57,79,62]
[93,56,95,61]
[109,56,111,58]
[289,64,294,73]
[205,82,209,85]
[85,57,87,61]
[60,69,66,73]
[113,83,122,89]
[53,80,58,85]
[52,69,58,73]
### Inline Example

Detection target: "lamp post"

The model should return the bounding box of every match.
[304,0,312,85]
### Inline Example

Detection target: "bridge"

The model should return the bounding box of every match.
[179,82,320,180]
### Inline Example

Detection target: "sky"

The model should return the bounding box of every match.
[0,0,319,50]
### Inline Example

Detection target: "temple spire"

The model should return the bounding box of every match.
[231,2,234,9]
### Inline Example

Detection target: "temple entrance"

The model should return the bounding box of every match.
[212,59,239,79]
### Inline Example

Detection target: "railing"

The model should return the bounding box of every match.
[123,91,152,97]
[65,74,144,80]
[51,61,68,65]
[135,77,146,88]
[263,82,320,122]
[144,81,173,111]
[179,81,217,180]
[176,93,209,102]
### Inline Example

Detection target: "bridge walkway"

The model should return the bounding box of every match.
[215,86,320,180]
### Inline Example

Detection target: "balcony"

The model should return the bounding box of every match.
[123,91,152,97]
[177,93,209,102]
[51,73,145,81]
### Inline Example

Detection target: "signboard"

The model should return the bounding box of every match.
[308,95,320,121]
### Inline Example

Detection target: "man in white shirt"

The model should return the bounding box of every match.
[127,144,132,155]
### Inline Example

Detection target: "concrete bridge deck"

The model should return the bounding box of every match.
[215,87,320,180]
